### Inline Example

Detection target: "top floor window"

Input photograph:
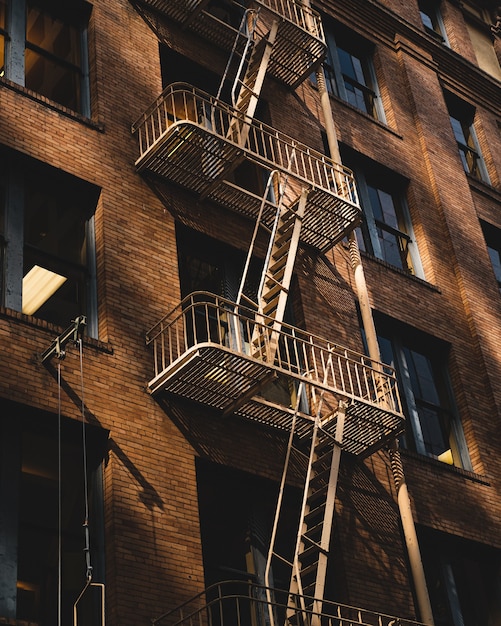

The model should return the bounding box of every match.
[323,21,385,122]
[462,2,501,80]
[1,0,91,114]
[418,0,448,43]
[445,92,490,183]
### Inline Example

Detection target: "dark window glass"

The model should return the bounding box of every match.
[481,222,501,292]
[0,407,107,626]
[25,3,83,111]
[445,92,487,182]
[420,528,501,626]
[23,173,89,326]
[342,149,419,275]
[0,177,5,298]
[1,148,99,330]
[323,23,382,120]
[374,315,469,468]
[0,0,5,77]
[419,0,446,41]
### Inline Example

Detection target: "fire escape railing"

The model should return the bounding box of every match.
[145,292,401,416]
[151,579,427,626]
[255,0,324,40]
[132,83,358,207]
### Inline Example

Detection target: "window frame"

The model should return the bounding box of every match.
[419,527,501,626]
[0,150,99,336]
[481,221,501,293]
[343,152,424,278]
[0,404,107,624]
[374,316,471,470]
[445,92,490,184]
[323,21,386,122]
[2,0,91,115]
[418,0,449,44]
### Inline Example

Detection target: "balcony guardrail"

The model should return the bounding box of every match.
[132,83,359,209]
[146,292,401,418]
[151,579,426,626]
[256,0,324,41]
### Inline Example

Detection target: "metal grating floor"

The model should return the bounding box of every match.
[148,345,404,458]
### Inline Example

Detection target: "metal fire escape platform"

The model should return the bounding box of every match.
[146,293,404,458]
[132,83,361,252]
[133,0,326,88]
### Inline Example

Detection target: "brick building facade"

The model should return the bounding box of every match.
[0,1,500,625]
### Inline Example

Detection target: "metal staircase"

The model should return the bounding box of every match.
[137,2,405,623]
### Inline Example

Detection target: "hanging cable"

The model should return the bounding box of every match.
[57,357,63,626]
[78,337,93,583]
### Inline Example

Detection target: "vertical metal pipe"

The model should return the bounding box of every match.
[313,64,435,625]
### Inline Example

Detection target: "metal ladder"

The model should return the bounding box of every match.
[264,379,346,626]
[251,183,308,363]
[218,9,279,146]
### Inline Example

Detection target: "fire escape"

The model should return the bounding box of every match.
[131,1,415,625]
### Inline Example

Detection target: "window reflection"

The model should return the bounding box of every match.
[25,5,83,111]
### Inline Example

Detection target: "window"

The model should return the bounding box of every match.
[373,315,471,468]
[0,148,99,334]
[323,21,385,121]
[462,1,501,80]
[419,0,448,43]
[445,92,490,183]
[0,0,6,76]
[1,0,90,114]
[419,527,501,626]
[0,402,107,625]
[197,459,300,589]
[481,221,501,293]
[342,151,423,277]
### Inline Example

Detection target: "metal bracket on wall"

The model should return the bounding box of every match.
[40,316,87,363]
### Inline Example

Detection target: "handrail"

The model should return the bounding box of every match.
[151,579,427,626]
[255,0,324,41]
[145,292,401,415]
[132,83,359,207]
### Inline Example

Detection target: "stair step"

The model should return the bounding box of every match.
[302,521,324,542]
[266,265,286,285]
[263,299,279,317]
[307,483,328,506]
[298,543,322,566]
[263,282,285,302]
[304,503,325,527]
[272,238,292,260]
[268,254,289,275]
[299,561,318,582]
[278,211,298,233]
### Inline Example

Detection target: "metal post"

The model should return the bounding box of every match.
[312,62,435,625]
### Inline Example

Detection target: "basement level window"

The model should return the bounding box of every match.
[0,148,100,335]
[0,404,108,626]
[0,0,91,115]
[419,527,501,626]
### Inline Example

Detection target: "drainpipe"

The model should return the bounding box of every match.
[313,64,435,626]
